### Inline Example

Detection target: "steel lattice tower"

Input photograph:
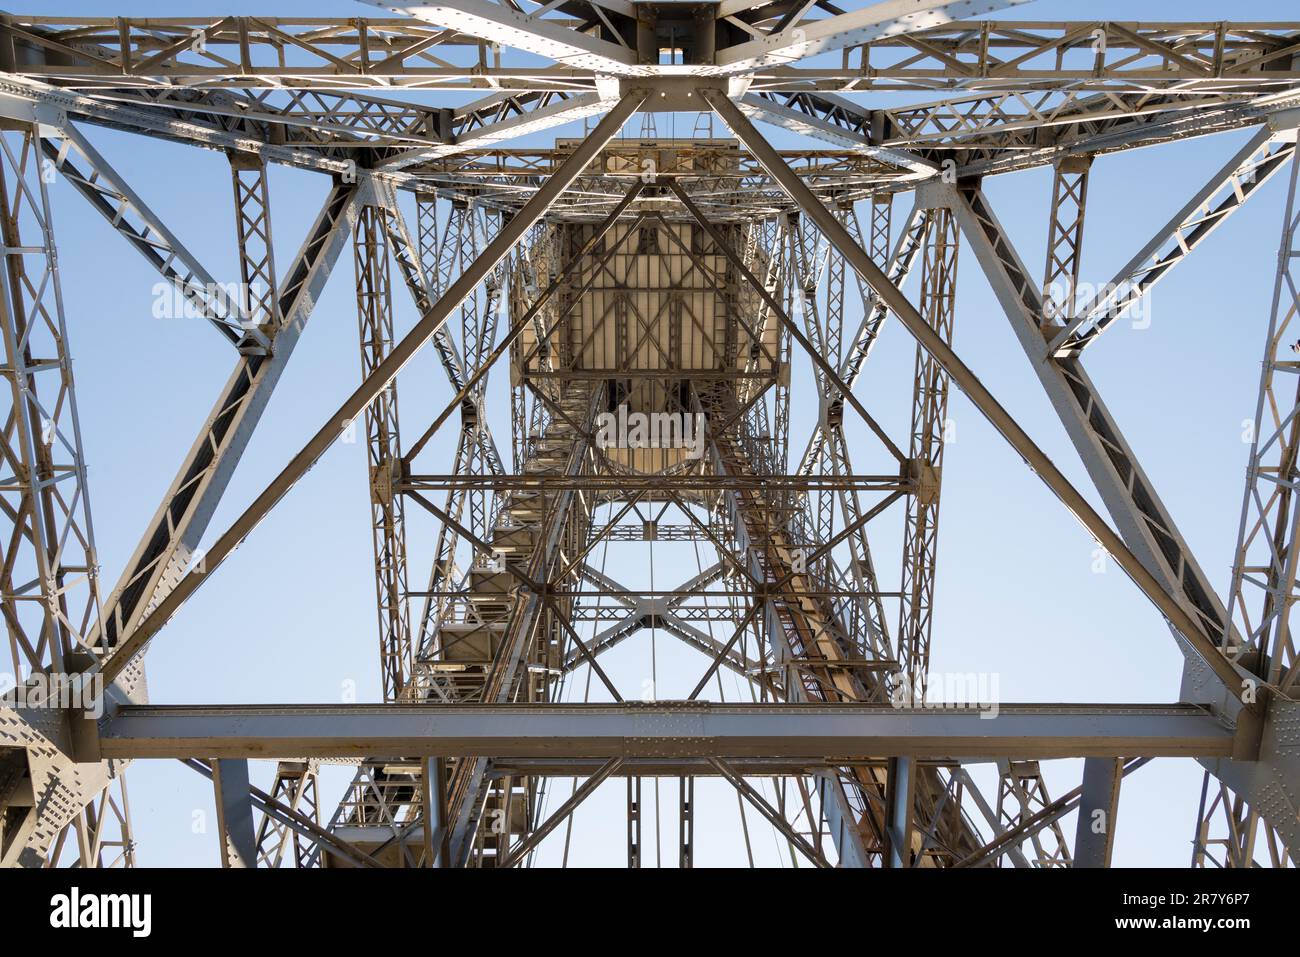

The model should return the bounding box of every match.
[0,1,1298,869]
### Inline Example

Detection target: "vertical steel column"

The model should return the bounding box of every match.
[422,756,450,867]
[628,776,642,868]
[212,758,256,868]
[800,199,895,662]
[353,203,414,701]
[679,776,694,869]
[1225,149,1300,694]
[885,756,914,868]
[416,194,508,660]
[437,200,486,551]
[0,120,135,868]
[1073,757,1122,868]
[898,202,959,683]
[1193,148,1300,869]
[869,194,892,267]
[416,192,438,281]
[229,152,279,347]
[1041,157,1091,326]
[0,123,104,675]
[412,188,470,661]
[793,207,838,590]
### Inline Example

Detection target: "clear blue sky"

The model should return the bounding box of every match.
[26,0,1299,865]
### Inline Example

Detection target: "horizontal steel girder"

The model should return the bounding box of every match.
[94,703,1234,761]
[11,14,1298,90]
[400,474,908,492]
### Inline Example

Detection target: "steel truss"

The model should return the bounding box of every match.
[1194,148,1300,868]
[0,120,133,867]
[0,2,1297,870]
